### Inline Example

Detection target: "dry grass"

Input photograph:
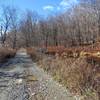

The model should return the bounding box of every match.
[45,46,65,55]
[0,47,16,63]
[38,56,100,100]
[27,47,100,100]
[27,47,42,62]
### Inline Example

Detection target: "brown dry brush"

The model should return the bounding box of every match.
[27,47,42,62]
[0,48,16,63]
[27,47,100,99]
[40,56,100,99]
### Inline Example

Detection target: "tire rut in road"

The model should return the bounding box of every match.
[0,68,30,100]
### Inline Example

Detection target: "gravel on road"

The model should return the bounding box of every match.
[0,49,76,100]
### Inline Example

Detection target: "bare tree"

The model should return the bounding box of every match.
[9,8,18,49]
[19,10,39,47]
[10,0,99,48]
[0,6,11,44]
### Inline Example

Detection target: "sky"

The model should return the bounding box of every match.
[0,0,79,17]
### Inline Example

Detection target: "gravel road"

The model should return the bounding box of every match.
[0,49,75,100]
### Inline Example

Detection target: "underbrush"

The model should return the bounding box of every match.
[27,47,42,62]
[0,48,16,64]
[38,56,100,100]
[27,47,100,100]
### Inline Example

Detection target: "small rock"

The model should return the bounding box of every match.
[15,79,23,84]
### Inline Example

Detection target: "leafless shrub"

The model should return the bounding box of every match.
[0,48,16,63]
[38,55,100,100]
[27,48,42,62]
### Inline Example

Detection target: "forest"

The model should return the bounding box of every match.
[0,0,99,48]
[0,0,100,100]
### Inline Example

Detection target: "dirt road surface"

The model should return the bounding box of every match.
[0,49,76,100]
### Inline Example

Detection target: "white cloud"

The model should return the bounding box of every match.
[60,0,69,7]
[43,5,54,11]
[60,0,78,9]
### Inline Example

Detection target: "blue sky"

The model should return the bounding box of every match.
[0,0,79,16]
